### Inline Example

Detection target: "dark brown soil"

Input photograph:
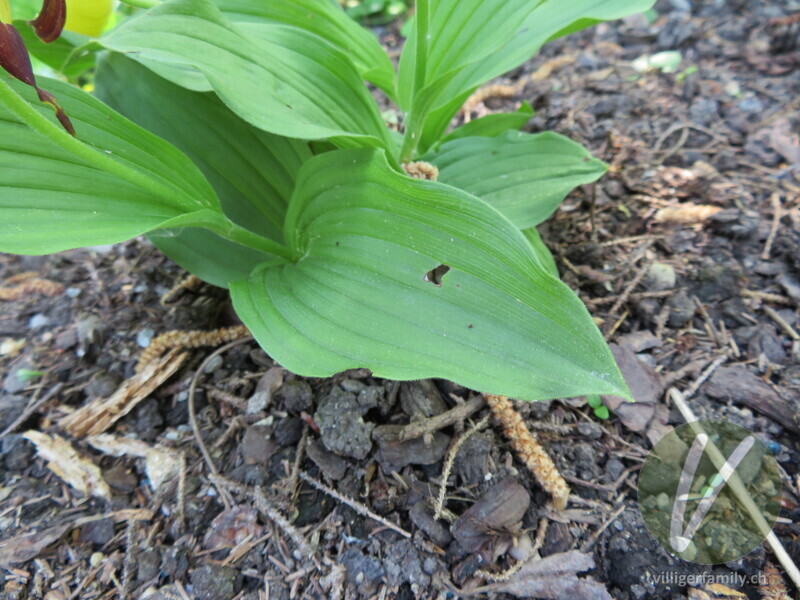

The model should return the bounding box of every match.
[1,1,799,599]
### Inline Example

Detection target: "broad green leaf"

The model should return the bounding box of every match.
[397,0,543,110]
[148,229,278,288]
[231,148,628,402]
[448,0,658,99]
[0,76,223,255]
[99,0,392,150]
[399,0,655,155]
[427,131,607,229]
[439,101,533,145]
[94,54,312,243]
[524,228,559,279]
[214,0,397,99]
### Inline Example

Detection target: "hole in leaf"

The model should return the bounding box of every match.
[424,264,450,287]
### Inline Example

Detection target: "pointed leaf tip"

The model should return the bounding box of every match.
[31,0,66,43]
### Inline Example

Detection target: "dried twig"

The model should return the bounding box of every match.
[433,413,490,520]
[136,325,250,373]
[762,193,783,260]
[741,289,794,306]
[373,396,486,443]
[763,306,800,341]
[298,472,411,538]
[485,394,570,510]
[188,338,254,509]
[212,475,317,562]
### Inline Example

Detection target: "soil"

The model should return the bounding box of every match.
[2,1,800,599]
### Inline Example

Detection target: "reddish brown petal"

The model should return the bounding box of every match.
[0,22,37,86]
[36,88,75,136]
[0,22,75,136]
[30,0,66,43]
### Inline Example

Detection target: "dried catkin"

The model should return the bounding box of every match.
[0,275,63,301]
[485,394,570,511]
[461,84,517,115]
[402,161,439,181]
[760,562,792,600]
[135,325,250,373]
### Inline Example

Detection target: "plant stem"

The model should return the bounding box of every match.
[218,220,300,262]
[118,0,160,8]
[400,0,430,163]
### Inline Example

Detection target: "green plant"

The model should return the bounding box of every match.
[342,0,410,26]
[0,0,655,402]
[586,394,610,420]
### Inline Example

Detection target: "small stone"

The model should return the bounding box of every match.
[666,290,695,328]
[28,314,50,330]
[103,463,139,493]
[89,552,105,567]
[79,518,115,546]
[577,421,603,440]
[3,361,34,394]
[86,371,121,399]
[76,314,104,346]
[1,435,33,471]
[306,439,348,480]
[202,355,223,374]
[0,395,27,431]
[315,386,376,459]
[409,501,451,547]
[65,287,81,298]
[190,565,241,600]
[645,262,676,291]
[278,379,313,413]
[272,417,303,447]
[136,328,155,348]
[161,547,189,579]
[137,549,160,582]
[241,426,274,465]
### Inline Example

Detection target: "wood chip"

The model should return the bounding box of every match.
[87,434,181,491]
[60,348,187,437]
[22,431,111,501]
[655,204,723,224]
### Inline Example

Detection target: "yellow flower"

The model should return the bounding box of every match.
[65,0,111,37]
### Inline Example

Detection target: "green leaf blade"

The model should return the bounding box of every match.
[99,0,392,150]
[94,54,312,244]
[232,149,628,402]
[214,0,397,99]
[427,131,607,230]
[0,77,222,254]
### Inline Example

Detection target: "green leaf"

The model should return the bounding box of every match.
[0,76,223,255]
[148,229,279,288]
[94,54,312,286]
[99,0,392,150]
[94,54,312,244]
[213,0,397,100]
[427,131,607,230]
[231,148,628,402]
[397,0,542,110]
[439,101,533,145]
[524,228,559,279]
[399,0,655,155]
